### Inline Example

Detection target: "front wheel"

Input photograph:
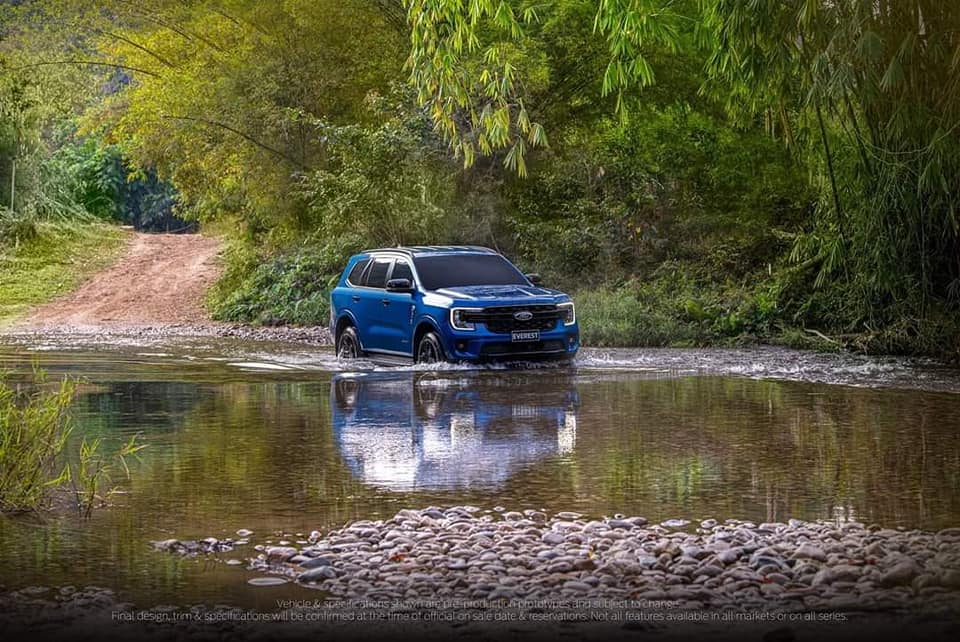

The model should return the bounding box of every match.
[336,326,363,360]
[416,331,446,364]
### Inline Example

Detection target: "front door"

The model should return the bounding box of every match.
[379,259,416,355]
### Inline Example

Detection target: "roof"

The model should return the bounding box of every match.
[360,245,499,257]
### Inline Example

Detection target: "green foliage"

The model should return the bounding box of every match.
[209,237,364,326]
[86,0,406,239]
[0,367,146,515]
[68,432,146,518]
[506,103,809,289]
[577,264,790,348]
[3,0,955,356]
[0,370,75,512]
[47,139,125,220]
[294,91,455,247]
[699,0,960,353]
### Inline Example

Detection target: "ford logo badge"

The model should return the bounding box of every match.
[514,311,534,321]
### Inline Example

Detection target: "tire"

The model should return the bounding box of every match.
[334,378,359,410]
[415,331,445,364]
[336,326,363,360]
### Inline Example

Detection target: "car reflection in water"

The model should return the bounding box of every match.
[331,372,580,491]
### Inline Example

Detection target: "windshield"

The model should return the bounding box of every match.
[414,254,529,290]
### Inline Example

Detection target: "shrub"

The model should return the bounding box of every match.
[0,370,74,512]
[209,236,365,326]
[0,369,145,514]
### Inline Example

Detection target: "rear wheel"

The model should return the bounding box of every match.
[416,331,445,364]
[336,326,362,360]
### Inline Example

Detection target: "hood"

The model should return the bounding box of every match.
[434,284,564,301]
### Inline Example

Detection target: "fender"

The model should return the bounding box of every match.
[412,313,448,353]
[335,310,366,351]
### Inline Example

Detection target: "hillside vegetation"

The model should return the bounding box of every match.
[1,1,957,357]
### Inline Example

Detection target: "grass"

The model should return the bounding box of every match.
[0,370,75,512]
[0,220,129,326]
[0,368,146,514]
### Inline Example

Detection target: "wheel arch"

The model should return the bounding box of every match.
[413,317,443,355]
[335,311,362,347]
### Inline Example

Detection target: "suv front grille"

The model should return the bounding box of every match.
[463,305,560,334]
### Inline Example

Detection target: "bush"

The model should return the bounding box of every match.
[0,370,74,512]
[0,207,38,245]
[209,236,365,326]
[0,369,145,514]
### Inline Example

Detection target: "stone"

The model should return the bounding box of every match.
[811,565,860,586]
[792,544,827,563]
[878,560,921,588]
[300,556,333,569]
[265,546,299,563]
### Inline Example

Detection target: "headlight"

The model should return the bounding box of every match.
[558,302,575,325]
[450,308,477,331]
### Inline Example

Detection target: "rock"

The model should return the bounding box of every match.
[542,532,565,546]
[935,527,960,541]
[811,565,860,586]
[236,529,254,538]
[939,569,960,589]
[792,544,827,563]
[864,541,885,557]
[300,556,333,569]
[546,561,573,573]
[878,560,921,587]
[661,519,690,529]
[562,581,592,592]
[715,549,740,565]
[152,539,180,552]
[248,577,288,587]
[265,546,299,563]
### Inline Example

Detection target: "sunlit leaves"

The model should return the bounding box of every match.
[404,0,681,174]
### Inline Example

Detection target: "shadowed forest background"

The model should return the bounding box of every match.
[1,0,958,357]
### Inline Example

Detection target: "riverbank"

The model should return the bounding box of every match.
[158,507,960,613]
[2,322,332,346]
[4,507,959,642]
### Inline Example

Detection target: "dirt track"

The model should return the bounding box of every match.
[20,232,222,328]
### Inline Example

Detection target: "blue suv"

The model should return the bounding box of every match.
[329,246,579,363]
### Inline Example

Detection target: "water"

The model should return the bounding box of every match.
[1,337,959,609]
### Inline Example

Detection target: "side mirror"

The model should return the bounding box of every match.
[525,273,543,286]
[386,278,414,292]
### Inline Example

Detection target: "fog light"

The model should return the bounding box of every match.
[456,340,467,352]
[568,335,577,346]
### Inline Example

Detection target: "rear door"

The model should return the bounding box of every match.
[355,256,393,352]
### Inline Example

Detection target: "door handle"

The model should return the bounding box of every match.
[351,295,360,302]
[381,299,390,306]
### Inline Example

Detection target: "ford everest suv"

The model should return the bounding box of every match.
[329,246,579,363]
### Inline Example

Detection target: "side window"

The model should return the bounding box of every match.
[346,259,369,285]
[391,260,413,283]
[363,258,392,289]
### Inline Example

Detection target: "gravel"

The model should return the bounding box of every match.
[152,506,960,617]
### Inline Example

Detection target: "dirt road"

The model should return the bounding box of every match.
[20,232,222,329]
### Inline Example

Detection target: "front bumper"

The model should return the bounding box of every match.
[443,324,580,362]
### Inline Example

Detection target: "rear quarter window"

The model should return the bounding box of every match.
[346,259,369,285]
